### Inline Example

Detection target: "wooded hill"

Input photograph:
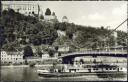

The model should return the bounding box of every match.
[0,9,127,55]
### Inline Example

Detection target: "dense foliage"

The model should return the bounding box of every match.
[45,8,51,15]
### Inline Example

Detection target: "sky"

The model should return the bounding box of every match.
[2,1,127,32]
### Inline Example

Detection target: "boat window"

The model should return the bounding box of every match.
[110,68,112,70]
[113,68,116,70]
[106,68,108,70]
[96,68,98,70]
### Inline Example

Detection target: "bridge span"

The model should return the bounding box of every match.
[58,49,127,64]
[59,50,127,58]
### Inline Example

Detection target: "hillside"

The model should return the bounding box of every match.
[0,9,127,57]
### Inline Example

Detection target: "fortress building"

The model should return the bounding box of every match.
[2,1,40,16]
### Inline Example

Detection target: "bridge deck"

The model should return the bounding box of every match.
[59,50,127,58]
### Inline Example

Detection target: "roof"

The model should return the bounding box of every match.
[92,64,118,68]
[62,16,68,19]
[1,51,23,55]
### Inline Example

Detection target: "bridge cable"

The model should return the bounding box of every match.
[105,18,128,39]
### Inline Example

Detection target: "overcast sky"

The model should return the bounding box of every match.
[2,1,127,32]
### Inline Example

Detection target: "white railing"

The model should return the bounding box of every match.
[60,48,127,58]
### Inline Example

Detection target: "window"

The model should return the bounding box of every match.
[106,68,108,70]
[96,68,98,70]
[30,6,31,10]
[113,68,116,70]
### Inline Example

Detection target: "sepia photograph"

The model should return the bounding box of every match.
[0,0,127,82]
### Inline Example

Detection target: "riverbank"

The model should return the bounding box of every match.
[1,64,54,68]
[1,65,29,68]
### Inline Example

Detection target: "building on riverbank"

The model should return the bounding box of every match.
[1,51,24,64]
[25,56,42,64]
[25,55,58,65]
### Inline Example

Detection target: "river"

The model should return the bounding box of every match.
[1,66,127,81]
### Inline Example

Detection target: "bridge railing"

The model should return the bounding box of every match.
[59,47,127,58]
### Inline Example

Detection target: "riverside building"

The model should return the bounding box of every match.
[1,51,24,64]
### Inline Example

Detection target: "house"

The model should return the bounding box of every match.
[1,51,24,64]
[42,53,49,59]
[58,45,70,52]
[57,30,66,37]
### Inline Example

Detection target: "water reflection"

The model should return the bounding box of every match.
[1,67,39,81]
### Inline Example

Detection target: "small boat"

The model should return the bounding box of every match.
[37,69,57,77]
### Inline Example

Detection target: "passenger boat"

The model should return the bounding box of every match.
[37,64,127,77]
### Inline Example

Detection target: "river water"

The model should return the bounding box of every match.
[1,66,127,81]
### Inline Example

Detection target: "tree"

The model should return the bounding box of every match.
[101,26,104,30]
[66,32,73,39]
[52,12,55,16]
[2,10,8,16]
[48,49,54,57]
[0,26,5,48]
[8,9,15,17]
[32,37,42,46]
[55,46,58,51]
[40,15,44,19]
[58,52,61,56]
[37,47,42,57]
[45,8,51,15]
[23,45,34,57]
[80,59,84,64]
